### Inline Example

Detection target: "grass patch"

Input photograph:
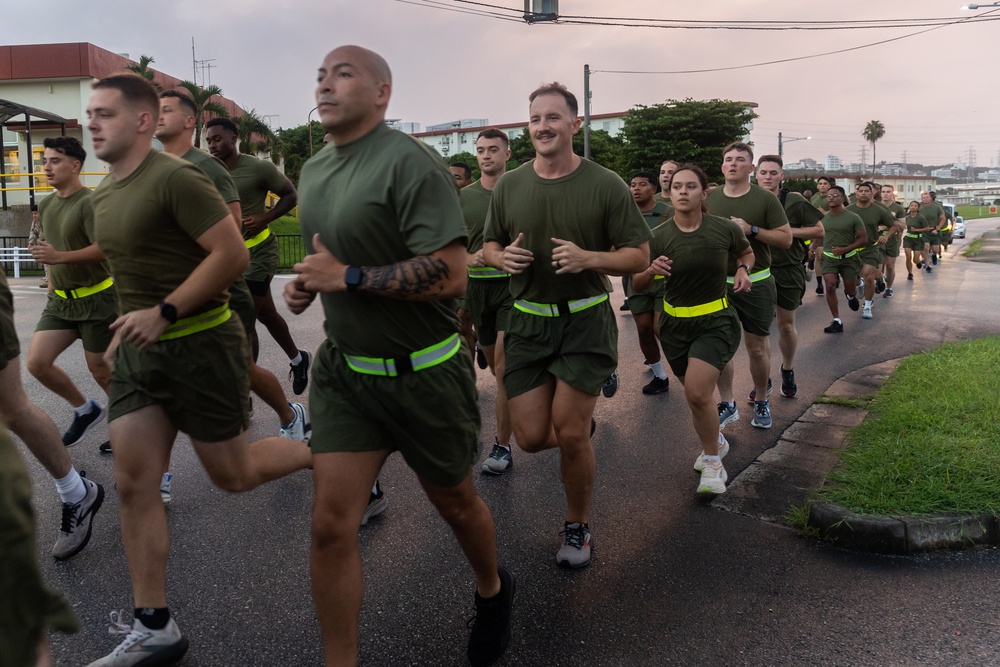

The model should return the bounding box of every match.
[812,337,1000,517]
[814,394,872,409]
[963,238,985,257]
[957,205,1000,219]
[270,215,300,236]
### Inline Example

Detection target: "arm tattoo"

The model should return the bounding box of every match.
[360,255,452,301]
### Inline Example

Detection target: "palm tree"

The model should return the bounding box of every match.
[235,108,277,156]
[177,80,229,148]
[862,120,886,177]
[126,54,161,92]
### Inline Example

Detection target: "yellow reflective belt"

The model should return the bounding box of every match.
[726,267,771,285]
[823,250,858,259]
[467,266,511,279]
[343,333,462,377]
[54,276,114,300]
[663,296,728,318]
[244,227,272,249]
[158,304,232,341]
[905,233,920,238]
[513,293,609,317]
[653,275,665,281]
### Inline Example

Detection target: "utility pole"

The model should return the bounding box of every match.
[583,64,591,159]
[192,37,197,82]
[901,151,907,176]
[778,131,783,159]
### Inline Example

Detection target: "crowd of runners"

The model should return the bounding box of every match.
[1,43,960,667]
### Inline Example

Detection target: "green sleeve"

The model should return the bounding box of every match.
[396,160,468,256]
[83,196,97,242]
[606,185,653,249]
[483,180,511,247]
[166,165,232,240]
[261,159,291,195]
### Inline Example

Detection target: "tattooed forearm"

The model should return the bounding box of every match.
[360,256,453,301]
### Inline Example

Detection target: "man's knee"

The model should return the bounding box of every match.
[312,505,360,552]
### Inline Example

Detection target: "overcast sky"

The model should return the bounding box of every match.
[7,0,999,168]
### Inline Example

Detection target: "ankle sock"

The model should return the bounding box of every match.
[135,607,170,630]
[650,361,667,380]
[73,400,95,417]
[55,468,86,504]
[290,351,303,366]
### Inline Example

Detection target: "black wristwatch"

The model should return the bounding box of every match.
[737,263,751,274]
[344,265,363,292]
[749,226,760,238]
[158,301,178,324]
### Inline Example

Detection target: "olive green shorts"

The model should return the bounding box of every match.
[309,340,480,488]
[728,277,776,337]
[0,277,18,371]
[860,246,883,268]
[244,234,280,286]
[772,264,806,312]
[229,276,255,336]
[940,230,952,245]
[659,307,741,378]
[503,299,618,399]
[35,289,117,353]
[922,231,939,246]
[625,276,664,315]
[109,316,250,442]
[467,277,513,347]
[884,241,900,258]
[821,254,862,281]
[903,235,923,251]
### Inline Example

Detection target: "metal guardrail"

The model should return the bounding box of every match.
[0,236,42,276]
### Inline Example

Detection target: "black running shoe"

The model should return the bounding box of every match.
[601,371,618,398]
[875,278,886,294]
[467,566,516,667]
[475,344,488,370]
[642,376,670,395]
[847,296,860,312]
[289,350,311,396]
[619,298,630,311]
[824,320,844,334]
[62,401,105,447]
[780,367,797,398]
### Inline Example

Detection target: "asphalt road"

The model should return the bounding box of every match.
[10,218,1000,666]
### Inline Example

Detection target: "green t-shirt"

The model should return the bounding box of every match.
[460,180,493,253]
[228,154,289,238]
[905,212,924,235]
[484,158,651,303]
[298,123,467,357]
[183,148,239,203]
[640,201,669,229]
[821,210,865,254]
[847,203,896,249]
[93,150,231,315]
[706,183,789,273]
[920,202,945,230]
[37,187,111,291]
[652,195,676,217]
[649,214,750,307]
[772,190,823,267]
[811,192,831,211]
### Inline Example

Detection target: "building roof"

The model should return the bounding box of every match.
[0,98,70,125]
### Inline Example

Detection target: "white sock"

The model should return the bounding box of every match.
[650,361,668,380]
[702,454,721,464]
[290,351,303,366]
[371,482,379,495]
[55,468,86,504]
[865,300,873,309]
[834,318,842,324]
[73,400,95,416]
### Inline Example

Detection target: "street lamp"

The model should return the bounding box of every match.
[778,132,811,159]
[962,3,1000,8]
[307,105,319,156]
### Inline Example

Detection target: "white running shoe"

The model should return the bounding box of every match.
[86,611,189,666]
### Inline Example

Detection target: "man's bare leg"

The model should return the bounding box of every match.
[26,329,90,407]
[0,361,73,479]
[252,291,300,361]
[481,332,511,447]
[551,381,599,524]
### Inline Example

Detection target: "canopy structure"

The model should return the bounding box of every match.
[0,99,69,209]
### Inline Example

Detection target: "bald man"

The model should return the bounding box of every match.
[287,45,513,667]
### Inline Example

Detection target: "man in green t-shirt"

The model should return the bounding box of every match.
[654,158,679,206]
[931,191,952,255]
[810,176,834,294]
[754,155,824,399]
[483,83,650,569]
[463,128,517,475]
[847,182,897,320]
[28,137,114,450]
[285,46,513,667]
[85,74,313,667]
[878,184,906,298]
[819,186,867,333]
[919,191,945,272]
[205,118,311,396]
[706,143,792,431]
[626,171,671,395]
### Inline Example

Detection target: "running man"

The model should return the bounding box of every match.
[878,184,906,297]
[84,74,312,666]
[27,137,114,449]
[287,46,513,667]
[819,186,867,333]
[654,159,679,206]
[483,82,650,568]
[204,117,311,394]
[810,176,834,295]
[706,143,791,431]
[754,155,824,398]
[632,164,754,494]
[463,128,517,474]
[450,161,474,189]
[919,191,945,273]
[847,182,896,319]
[902,200,926,280]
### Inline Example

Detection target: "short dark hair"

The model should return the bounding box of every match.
[92,74,160,117]
[722,141,754,162]
[817,176,835,186]
[929,191,938,200]
[529,82,578,117]
[829,185,847,199]
[43,136,87,164]
[477,128,509,148]
[757,154,783,168]
[205,117,238,135]
[449,162,472,180]
[630,172,658,189]
[856,182,874,192]
[160,90,198,117]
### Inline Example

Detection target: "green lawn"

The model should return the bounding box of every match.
[804,337,1000,517]
[958,205,1000,219]
[271,215,301,236]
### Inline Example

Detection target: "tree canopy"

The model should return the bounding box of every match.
[862,120,886,177]
[177,80,228,148]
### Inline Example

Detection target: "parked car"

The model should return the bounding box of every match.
[953,216,966,239]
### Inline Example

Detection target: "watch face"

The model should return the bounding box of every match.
[345,266,362,287]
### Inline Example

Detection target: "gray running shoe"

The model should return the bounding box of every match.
[87,612,188,666]
[279,402,311,442]
[361,480,388,526]
[601,371,619,398]
[482,441,513,475]
[556,522,592,569]
[718,402,739,429]
[747,378,773,404]
[751,400,772,429]
[53,475,104,560]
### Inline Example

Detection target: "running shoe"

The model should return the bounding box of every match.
[160,473,173,505]
[855,278,865,299]
[931,252,938,265]
[751,400,772,429]
[747,378,773,404]
[53,474,104,561]
[619,298,630,311]
[875,278,886,294]
[883,287,893,298]
[601,371,619,398]
[718,401,739,429]
[824,320,844,334]
[99,440,112,454]
[815,282,825,295]
[780,367,797,398]
[467,566,516,667]
[862,305,873,320]
[88,611,188,667]
[697,460,728,495]
[289,350,311,396]
[642,376,670,395]
[925,265,932,273]
[475,344,488,370]
[847,296,860,312]
[907,274,913,281]
[361,480,388,526]
[694,433,730,472]
[62,400,105,447]
[482,440,513,475]
[556,522,592,568]
[279,402,311,442]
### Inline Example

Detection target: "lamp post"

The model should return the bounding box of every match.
[961,2,1000,8]
[307,105,319,157]
[778,132,811,159]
